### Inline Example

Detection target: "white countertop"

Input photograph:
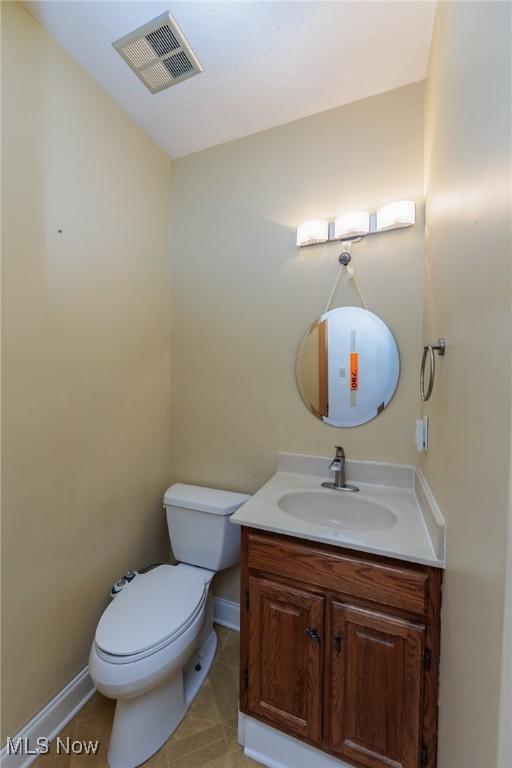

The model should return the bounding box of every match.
[231,453,445,568]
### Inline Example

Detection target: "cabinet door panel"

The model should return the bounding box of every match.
[330,602,424,768]
[247,575,324,742]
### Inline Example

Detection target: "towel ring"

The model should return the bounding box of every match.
[420,339,446,402]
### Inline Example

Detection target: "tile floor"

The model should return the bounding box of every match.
[37,627,261,768]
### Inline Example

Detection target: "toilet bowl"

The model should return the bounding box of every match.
[88,484,249,768]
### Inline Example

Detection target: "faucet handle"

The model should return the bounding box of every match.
[334,446,345,458]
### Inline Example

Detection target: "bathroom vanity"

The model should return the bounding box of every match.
[231,453,445,768]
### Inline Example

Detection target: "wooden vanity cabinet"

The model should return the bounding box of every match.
[239,528,442,768]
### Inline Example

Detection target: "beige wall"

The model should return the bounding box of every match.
[501,472,512,766]
[170,83,425,601]
[1,3,172,738]
[422,2,511,766]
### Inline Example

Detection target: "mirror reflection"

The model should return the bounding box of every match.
[296,307,400,427]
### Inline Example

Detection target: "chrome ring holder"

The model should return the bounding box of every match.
[420,338,446,402]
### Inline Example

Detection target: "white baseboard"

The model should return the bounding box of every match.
[0,668,95,768]
[213,596,240,631]
[241,714,350,768]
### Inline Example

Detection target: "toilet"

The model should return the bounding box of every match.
[88,483,249,768]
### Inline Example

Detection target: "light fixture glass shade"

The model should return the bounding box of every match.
[296,219,329,247]
[334,211,370,240]
[376,201,416,232]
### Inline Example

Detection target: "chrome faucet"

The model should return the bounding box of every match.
[321,446,359,493]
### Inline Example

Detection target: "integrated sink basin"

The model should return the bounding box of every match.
[277,490,397,531]
[230,452,446,567]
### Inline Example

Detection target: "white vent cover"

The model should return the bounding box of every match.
[113,11,203,94]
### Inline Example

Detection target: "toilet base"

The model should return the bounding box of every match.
[107,629,218,768]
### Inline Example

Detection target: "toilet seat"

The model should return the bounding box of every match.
[95,565,208,664]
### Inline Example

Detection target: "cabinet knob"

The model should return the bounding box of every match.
[305,626,321,642]
[333,633,343,653]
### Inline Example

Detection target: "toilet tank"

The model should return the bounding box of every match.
[163,484,250,571]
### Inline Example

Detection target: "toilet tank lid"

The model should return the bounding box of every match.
[163,483,250,516]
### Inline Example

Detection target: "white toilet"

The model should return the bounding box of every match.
[88,483,249,768]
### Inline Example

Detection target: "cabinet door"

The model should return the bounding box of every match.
[247,575,324,742]
[330,602,424,768]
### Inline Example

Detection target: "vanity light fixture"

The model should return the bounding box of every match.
[334,211,370,240]
[376,200,416,232]
[296,219,329,247]
[296,201,416,247]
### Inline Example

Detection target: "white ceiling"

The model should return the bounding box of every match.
[26,1,437,158]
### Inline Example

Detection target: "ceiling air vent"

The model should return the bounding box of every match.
[113,11,203,94]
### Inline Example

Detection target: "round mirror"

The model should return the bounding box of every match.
[296,307,400,427]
